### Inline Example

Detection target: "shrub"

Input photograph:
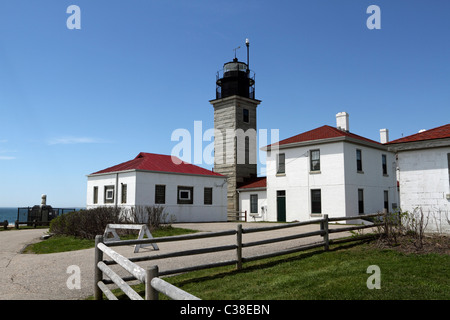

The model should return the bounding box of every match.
[377,208,429,249]
[50,207,122,239]
[49,206,173,239]
[127,205,174,231]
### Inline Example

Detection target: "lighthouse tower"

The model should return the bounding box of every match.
[210,39,261,217]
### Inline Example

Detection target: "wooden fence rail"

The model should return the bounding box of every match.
[228,210,247,222]
[94,212,384,300]
[94,236,201,300]
[146,266,201,300]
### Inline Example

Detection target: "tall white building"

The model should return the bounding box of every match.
[239,112,398,223]
[387,124,450,233]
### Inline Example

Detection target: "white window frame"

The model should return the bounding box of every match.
[177,186,194,204]
[179,189,191,201]
[277,153,286,175]
[104,185,115,204]
[310,149,320,172]
[105,188,114,200]
[250,194,258,214]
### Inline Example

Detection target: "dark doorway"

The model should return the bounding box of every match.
[277,190,286,222]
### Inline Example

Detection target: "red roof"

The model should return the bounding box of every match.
[238,177,267,190]
[91,152,224,177]
[387,124,450,144]
[267,125,381,148]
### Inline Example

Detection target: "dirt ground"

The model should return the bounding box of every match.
[373,234,450,255]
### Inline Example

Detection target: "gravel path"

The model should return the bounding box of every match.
[0,222,361,300]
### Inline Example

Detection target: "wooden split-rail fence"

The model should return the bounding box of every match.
[94,212,385,300]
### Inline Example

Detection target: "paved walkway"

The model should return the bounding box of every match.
[0,222,362,300]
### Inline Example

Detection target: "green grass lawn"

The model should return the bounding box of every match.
[120,242,449,300]
[23,235,95,254]
[23,226,198,254]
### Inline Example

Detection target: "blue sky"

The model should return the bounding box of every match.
[1,0,449,207]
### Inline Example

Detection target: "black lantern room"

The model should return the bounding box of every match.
[216,39,255,100]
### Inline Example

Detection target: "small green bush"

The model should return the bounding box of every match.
[50,207,122,239]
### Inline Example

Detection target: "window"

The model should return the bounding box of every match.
[178,186,193,204]
[155,185,166,204]
[121,184,127,204]
[250,194,258,213]
[179,190,191,200]
[382,154,387,175]
[277,153,285,174]
[311,189,322,214]
[356,149,363,172]
[447,153,450,184]
[358,189,364,214]
[384,190,389,212]
[204,187,213,205]
[310,149,320,171]
[243,108,249,123]
[104,186,115,204]
[93,186,98,204]
[245,136,249,165]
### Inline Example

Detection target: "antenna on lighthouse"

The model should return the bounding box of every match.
[246,38,250,71]
[233,46,241,59]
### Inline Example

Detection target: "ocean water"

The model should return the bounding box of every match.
[0,207,18,225]
[0,207,84,226]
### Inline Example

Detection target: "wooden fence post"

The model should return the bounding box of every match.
[382,209,389,238]
[94,235,104,300]
[236,224,243,270]
[322,214,329,251]
[146,265,159,300]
